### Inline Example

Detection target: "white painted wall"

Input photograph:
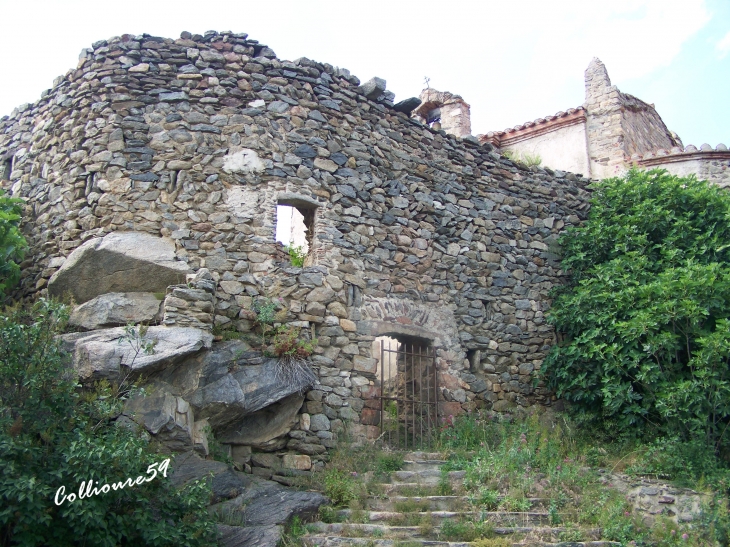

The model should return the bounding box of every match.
[503,122,591,177]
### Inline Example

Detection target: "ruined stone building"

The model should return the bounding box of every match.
[478,58,729,186]
[0,30,593,467]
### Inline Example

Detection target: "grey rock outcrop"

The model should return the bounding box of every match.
[61,326,213,380]
[156,341,316,430]
[69,292,163,330]
[171,452,251,503]
[48,232,190,303]
[218,393,304,450]
[171,452,327,538]
[124,392,200,452]
[217,524,282,547]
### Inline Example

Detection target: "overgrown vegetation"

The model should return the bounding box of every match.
[503,149,542,168]
[0,190,26,303]
[542,169,730,456]
[0,300,218,546]
[438,410,730,546]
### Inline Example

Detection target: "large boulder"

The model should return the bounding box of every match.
[170,452,328,520]
[124,392,198,452]
[61,326,213,380]
[48,232,191,303]
[211,476,327,527]
[155,341,316,430]
[69,292,163,330]
[217,393,304,450]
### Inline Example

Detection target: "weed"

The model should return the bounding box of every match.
[499,495,531,512]
[284,242,307,267]
[558,524,585,542]
[318,505,340,524]
[468,486,500,510]
[503,149,542,167]
[323,468,362,507]
[437,468,454,496]
[440,517,494,541]
[393,499,431,513]
[211,504,247,527]
[375,452,405,475]
[471,539,512,547]
[279,516,307,547]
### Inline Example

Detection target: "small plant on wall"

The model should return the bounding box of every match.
[284,242,307,267]
[267,325,318,392]
[244,297,286,347]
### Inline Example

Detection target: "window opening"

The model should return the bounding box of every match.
[275,199,316,267]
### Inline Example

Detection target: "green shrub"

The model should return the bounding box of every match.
[0,300,217,546]
[323,468,359,507]
[0,190,26,302]
[542,169,730,450]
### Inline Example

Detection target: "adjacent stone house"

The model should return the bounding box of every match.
[478,58,730,186]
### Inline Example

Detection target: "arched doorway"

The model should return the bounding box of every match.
[372,333,438,449]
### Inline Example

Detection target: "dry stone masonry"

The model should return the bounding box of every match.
[0,30,592,464]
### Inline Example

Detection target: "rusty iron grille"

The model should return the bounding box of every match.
[378,338,439,449]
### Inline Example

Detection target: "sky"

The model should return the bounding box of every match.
[0,0,728,148]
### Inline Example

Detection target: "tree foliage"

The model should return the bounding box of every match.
[542,169,730,450]
[0,191,26,301]
[0,300,218,546]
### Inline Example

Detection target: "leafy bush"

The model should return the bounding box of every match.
[0,190,26,302]
[542,169,730,451]
[0,300,217,546]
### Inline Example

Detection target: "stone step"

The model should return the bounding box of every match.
[303,537,471,547]
[367,495,547,512]
[381,482,464,496]
[403,452,450,461]
[367,495,468,512]
[401,460,448,471]
[336,509,552,526]
[307,521,595,538]
[391,469,466,484]
[304,538,620,547]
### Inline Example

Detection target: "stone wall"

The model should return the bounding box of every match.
[634,143,730,188]
[0,31,592,454]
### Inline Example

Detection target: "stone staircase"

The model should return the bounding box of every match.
[302,452,621,547]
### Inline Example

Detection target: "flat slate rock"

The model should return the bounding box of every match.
[170,451,252,503]
[393,97,421,114]
[217,524,282,547]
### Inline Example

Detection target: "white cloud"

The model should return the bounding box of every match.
[717,30,730,58]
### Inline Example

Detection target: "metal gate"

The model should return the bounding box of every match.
[378,338,439,449]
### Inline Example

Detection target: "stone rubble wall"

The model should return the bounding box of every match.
[0,30,592,452]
